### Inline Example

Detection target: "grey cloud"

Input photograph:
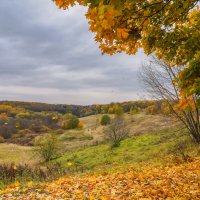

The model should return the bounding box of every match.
[0,0,147,104]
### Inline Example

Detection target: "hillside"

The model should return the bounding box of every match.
[0,112,199,199]
[55,126,196,173]
[0,113,178,165]
[0,105,199,199]
[57,113,178,150]
[0,100,168,146]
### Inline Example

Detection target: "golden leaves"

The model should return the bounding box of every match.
[1,158,200,199]
[53,0,75,9]
[116,28,130,39]
[175,93,196,111]
[53,0,200,74]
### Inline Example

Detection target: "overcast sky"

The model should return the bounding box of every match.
[0,0,148,105]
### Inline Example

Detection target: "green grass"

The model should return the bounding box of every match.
[54,128,198,173]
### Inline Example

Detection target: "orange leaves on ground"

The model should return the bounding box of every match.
[1,158,200,199]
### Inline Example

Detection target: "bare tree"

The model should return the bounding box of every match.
[139,57,200,143]
[104,117,129,148]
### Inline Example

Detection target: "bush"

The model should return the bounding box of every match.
[66,116,79,129]
[146,105,158,115]
[77,121,84,129]
[0,162,67,185]
[0,136,5,143]
[170,141,193,163]
[101,115,111,126]
[34,134,60,162]
[104,117,129,148]
[114,106,124,116]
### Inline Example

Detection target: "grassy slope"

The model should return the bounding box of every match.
[55,127,198,173]
[1,114,200,199]
[57,113,179,149]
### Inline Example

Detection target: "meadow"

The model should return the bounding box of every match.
[0,111,199,199]
[0,113,180,164]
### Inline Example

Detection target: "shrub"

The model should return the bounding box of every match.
[101,115,111,126]
[146,105,158,115]
[0,162,67,185]
[129,107,138,114]
[170,141,193,163]
[161,102,172,115]
[34,134,60,162]
[77,121,84,129]
[0,136,5,143]
[16,112,31,119]
[104,117,129,148]
[66,116,79,129]
[114,106,124,116]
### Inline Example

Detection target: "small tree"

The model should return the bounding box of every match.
[66,115,79,129]
[101,115,111,126]
[77,121,84,129]
[104,117,129,148]
[34,134,60,162]
[146,105,158,115]
[114,105,124,116]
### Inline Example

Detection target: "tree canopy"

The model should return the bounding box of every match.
[53,0,199,97]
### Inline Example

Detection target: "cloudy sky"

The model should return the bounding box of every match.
[0,0,148,105]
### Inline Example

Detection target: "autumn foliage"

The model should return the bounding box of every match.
[53,0,200,110]
[1,157,200,199]
[77,121,84,129]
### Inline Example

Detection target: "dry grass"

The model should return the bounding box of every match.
[0,143,38,165]
[123,113,179,135]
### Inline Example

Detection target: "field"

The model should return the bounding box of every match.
[0,112,199,199]
[0,113,179,164]
[0,143,36,164]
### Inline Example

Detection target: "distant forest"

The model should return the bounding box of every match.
[0,100,164,117]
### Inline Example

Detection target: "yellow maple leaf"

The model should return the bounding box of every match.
[116,28,129,39]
